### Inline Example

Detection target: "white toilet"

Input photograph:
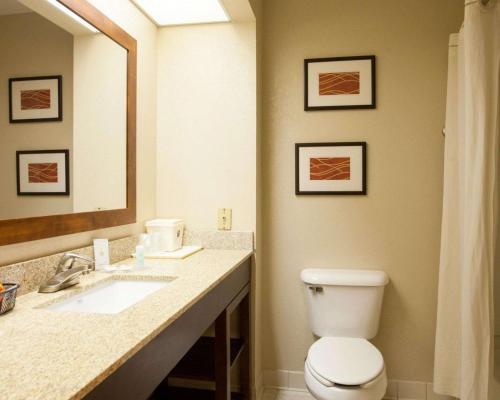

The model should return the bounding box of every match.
[301,268,389,400]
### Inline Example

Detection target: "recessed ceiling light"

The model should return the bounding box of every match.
[46,0,99,33]
[132,0,230,26]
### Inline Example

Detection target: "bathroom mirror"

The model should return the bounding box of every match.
[0,0,136,245]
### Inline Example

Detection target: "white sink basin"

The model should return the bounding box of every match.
[45,279,171,314]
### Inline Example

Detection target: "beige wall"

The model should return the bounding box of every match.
[155,22,256,232]
[0,13,74,220]
[248,0,263,393]
[261,0,463,382]
[0,0,157,266]
[155,15,260,395]
[73,33,127,213]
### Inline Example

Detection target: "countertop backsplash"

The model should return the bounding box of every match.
[0,236,139,296]
[183,230,254,250]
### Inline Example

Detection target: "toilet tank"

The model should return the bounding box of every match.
[301,269,389,339]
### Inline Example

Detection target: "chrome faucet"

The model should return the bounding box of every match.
[39,252,95,293]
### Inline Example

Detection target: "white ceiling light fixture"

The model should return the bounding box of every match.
[132,0,230,26]
[45,0,99,33]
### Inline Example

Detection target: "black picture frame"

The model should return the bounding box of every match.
[304,56,376,111]
[9,75,63,123]
[295,142,367,195]
[16,150,70,196]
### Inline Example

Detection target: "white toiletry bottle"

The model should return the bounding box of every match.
[136,244,145,268]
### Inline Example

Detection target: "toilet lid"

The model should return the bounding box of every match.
[307,337,384,386]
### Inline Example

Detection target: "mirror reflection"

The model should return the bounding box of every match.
[0,0,127,220]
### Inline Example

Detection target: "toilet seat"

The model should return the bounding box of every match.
[304,361,387,400]
[307,337,384,386]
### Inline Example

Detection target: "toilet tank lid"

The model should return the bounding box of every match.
[301,269,389,287]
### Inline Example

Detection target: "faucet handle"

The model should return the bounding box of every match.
[56,252,95,274]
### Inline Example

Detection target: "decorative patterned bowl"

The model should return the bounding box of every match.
[0,283,19,315]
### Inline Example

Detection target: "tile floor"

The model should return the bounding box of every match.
[262,389,314,400]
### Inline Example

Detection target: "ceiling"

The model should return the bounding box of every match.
[0,0,31,16]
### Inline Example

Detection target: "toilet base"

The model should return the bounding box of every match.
[304,362,387,400]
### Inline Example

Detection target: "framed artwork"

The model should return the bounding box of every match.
[295,142,366,195]
[304,56,376,111]
[9,76,62,123]
[16,150,70,196]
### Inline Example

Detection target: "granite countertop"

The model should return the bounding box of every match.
[0,249,252,400]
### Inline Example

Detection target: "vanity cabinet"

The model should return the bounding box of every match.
[156,284,250,400]
[84,258,251,400]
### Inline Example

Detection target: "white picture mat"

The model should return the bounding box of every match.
[307,59,372,107]
[19,152,67,193]
[298,146,363,192]
[11,78,60,120]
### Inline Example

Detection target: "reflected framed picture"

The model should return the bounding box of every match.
[9,75,62,123]
[304,56,376,111]
[16,150,69,196]
[295,142,366,195]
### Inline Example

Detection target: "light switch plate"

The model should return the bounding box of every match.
[217,208,232,230]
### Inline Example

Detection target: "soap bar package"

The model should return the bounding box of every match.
[93,239,110,268]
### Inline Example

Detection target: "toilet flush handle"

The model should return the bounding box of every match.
[308,286,323,293]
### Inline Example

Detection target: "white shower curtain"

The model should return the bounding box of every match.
[434,1,500,399]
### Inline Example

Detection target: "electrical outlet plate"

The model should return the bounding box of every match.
[217,208,232,230]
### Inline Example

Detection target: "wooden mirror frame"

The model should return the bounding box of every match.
[0,0,137,246]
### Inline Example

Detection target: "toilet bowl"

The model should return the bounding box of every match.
[300,269,389,400]
[304,336,387,400]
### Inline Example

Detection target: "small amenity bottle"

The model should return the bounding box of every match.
[135,245,145,268]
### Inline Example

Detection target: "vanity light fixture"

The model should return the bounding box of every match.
[131,0,230,26]
[46,0,99,33]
